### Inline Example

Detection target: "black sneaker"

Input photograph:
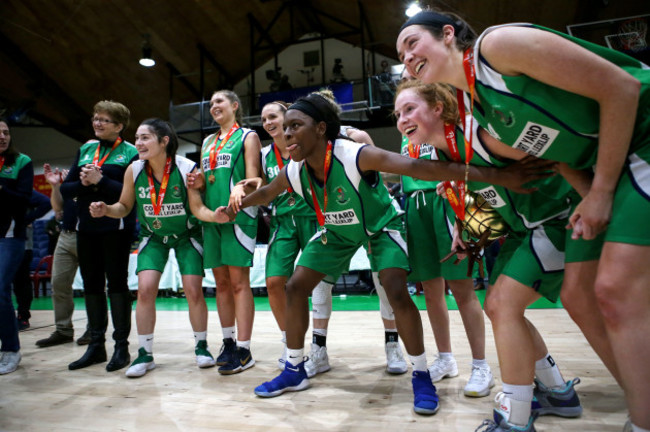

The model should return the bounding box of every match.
[36,331,74,347]
[16,316,30,331]
[216,338,236,366]
[218,347,255,375]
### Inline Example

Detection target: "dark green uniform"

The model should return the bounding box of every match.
[471,23,650,245]
[201,127,258,268]
[132,156,203,275]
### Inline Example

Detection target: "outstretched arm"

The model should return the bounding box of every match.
[357,144,555,193]
[219,168,290,222]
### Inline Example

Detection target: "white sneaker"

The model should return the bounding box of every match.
[125,348,156,378]
[464,364,495,397]
[278,345,288,371]
[195,340,217,369]
[0,351,21,375]
[385,342,408,374]
[428,356,459,382]
[304,344,330,378]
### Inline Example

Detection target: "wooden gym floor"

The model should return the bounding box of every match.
[1,305,626,431]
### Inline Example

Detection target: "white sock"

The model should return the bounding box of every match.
[472,358,488,368]
[194,331,207,344]
[314,328,327,337]
[631,423,650,432]
[535,353,565,389]
[287,348,304,366]
[500,383,534,426]
[409,352,427,372]
[281,330,287,344]
[236,340,251,350]
[138,333,154,354]
[222,326,236,341]
[439,352,454,361]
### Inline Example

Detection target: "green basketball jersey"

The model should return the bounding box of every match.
[77,139,138,169]
[438,125,575,233]
[201,127,258,226]
[285,139,402,244]
[132,155,199,237]
[261,143,312,217]
[399,135,441,193]
[0,153,30,181]
[470,24,650,169]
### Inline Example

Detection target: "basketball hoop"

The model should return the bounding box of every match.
[614,18,648,51]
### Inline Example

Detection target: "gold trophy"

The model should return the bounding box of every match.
[441,191,509,278]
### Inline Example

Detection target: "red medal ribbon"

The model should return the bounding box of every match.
[0,156,4,172]
[442,123,466,220]
[147,157,172,216]
[93,137,122,167]
[272,142,293,193]
[209,122,239,171]
[306,140,333,230]
[442,48,477,221]
[407,139,420,159]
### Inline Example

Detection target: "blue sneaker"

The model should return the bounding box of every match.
[216,338,236,366]
[254,361,310,398]
[531,377,582,418]
[475,409,537,431]
[412,370,440,415]
[218,346,255,375]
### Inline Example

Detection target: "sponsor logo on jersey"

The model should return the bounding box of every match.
[143,203,187,217]
[1,166,12,174]
[419,144,434,157]
[201,154,232,171]
[172,185,181,198]
[81,154,92,162]
[475,186,506,208]
[335,185,350,205]
[513,122,559,157]
[216,153,232,168]
[324,209,359,226]
[114,154,126,163]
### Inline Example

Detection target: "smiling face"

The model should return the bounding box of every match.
[209,92,237,126]
[261,103,285,141]
[0,121,10,155]
[92,111,122,141]
[394,88,443,146]
[397,24,452,84]
[283,109,324,162]
[135,124,167,161]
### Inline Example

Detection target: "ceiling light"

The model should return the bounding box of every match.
[139,34,155,67]
[405,2,422,17]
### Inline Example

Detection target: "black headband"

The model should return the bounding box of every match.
[400,11,460,33]
[288,98,325,123]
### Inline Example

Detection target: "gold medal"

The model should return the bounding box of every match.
[152,218,162,230]
[208,174,216,184]
[321,232,327,245]
[287,195,295,207]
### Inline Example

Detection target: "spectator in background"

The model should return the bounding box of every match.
[36,164,90,348]
[13,189,51,330]
[0,117,34,375]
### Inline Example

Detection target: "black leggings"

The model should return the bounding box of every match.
[77,230,132,295]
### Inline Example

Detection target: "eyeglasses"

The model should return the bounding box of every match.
[91,116,116,125]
